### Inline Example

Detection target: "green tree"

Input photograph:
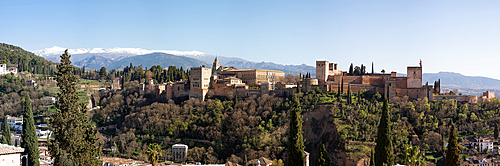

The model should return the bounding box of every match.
[48,50,102,166]
[445,123,460,166]
[397,144,426,166]
[2,117,10,145]
[371,62,374,74]
[494,123,498,140]
[243,155,247,166]
[146,143,162,166]
[99,66,107,78]
[375,98,393,166]
[288,94,305,166]
[22,94,40,166]
[341,78,344,94]
[349,63,354,75]
[370,148,375,166]
[314,142,330,166]
[347,84,352,104]
[297,81,301,93]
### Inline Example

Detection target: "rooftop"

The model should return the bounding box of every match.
[0,143,24,155]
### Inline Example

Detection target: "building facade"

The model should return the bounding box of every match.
[172,144,188,162]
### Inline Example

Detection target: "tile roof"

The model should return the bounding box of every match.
[0,143,24,155]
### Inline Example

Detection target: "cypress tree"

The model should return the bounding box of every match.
[349,63,354,75]
[445,123,460,166]
[341,78,344,94]
[347,84,352,104]
[372,62,374,74]
[370,148,375,166]
[22,94,40,166]
[314,142,330,166]
[48,50,102,165]
[2,117,11,145]
[337,81,341,99]
[375,98,393,166]
[297,81,301,94]
[494,123,498,140]
[288,94,305,166]
[243,155,247,166]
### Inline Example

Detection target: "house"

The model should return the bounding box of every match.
[36,129,51,138]
[101,157,144,166]
[0,143,24,166]
[26,80,37,87]
[248,157,272,166]
[0,64,17,75]
[6,116,22,127]
[42,97,56,105]
[462,157,492,166]
[172,144,188,162]
[471,137,494,152]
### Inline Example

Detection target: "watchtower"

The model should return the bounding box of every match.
[407,61,422,88]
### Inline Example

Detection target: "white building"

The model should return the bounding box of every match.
[36,129,51,138]
[471,137,494,152]
[6,116,22,127]
[0,143,24,166]
[0,64,17,75]
[172,144,188,162]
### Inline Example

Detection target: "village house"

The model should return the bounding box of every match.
[6,116,22,127]
[471,137,494,152]
[0,64,17,75]
[172,144,188,162]
[0,143,24,166]
[26,79,37,87]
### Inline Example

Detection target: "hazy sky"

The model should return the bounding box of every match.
[1,0,500,79]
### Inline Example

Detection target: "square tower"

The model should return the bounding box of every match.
[189,67,211,100]
[407,66,422,88]
[316,61,329,84]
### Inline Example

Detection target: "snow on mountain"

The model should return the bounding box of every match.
[32,46,208,57]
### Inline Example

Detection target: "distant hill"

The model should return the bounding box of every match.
[73,55,114,70]
[106,53,208,69]
[223,60,315,75]
[423,72,500,89]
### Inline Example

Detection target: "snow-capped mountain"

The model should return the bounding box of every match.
[32,46,208,58]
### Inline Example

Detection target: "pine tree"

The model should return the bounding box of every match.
[370,148,375,166]
[288,94,305,166]
[445,123,460,166]
[314,142,330,166]
[2,117,11,145]
[375,98,393,166]
[22,94,40,166]
[48,50,102,166]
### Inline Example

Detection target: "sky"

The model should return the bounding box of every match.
[1,0,500,79]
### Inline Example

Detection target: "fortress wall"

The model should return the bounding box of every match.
[368,76,384,85]
[395,88,427,100]
[341,76,363,84]
[394,77,408,89]
[433,95,478,103]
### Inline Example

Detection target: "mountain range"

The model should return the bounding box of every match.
[32,46,316,75]
[32,46,500,95]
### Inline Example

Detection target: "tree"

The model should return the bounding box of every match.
[243,155,247,166]
[494,123,498,140]
[314,142,330,166]
[22,94,40,166]
[372,62,374,74]
[99,66,107,78]
[297,81,301,93]
[341,78,344,94]
[445,123,460,166]
[375,98,393,166]
[146,143,162,166]
[347,84,352,104]
[2,117,10,145]
[370,148,375,166]
[349,63,354,75]
[288,94,305,166]
[48,50,102,166]
[397,144,426,166]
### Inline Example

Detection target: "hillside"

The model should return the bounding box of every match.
[0,43,55,75]
[106,52,208,69]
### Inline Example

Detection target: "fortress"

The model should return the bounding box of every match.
[311,60,433,102]
[139,58,494,103]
